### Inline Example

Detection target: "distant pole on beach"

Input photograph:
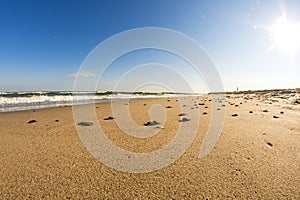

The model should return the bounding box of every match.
[237,87,239,93]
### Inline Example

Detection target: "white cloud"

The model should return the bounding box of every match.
[68,71,95,78]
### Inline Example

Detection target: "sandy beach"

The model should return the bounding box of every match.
[0,90,299,199]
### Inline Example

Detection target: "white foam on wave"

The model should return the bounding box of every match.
[0,92,181,112]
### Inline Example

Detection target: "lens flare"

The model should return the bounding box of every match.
[270,16,300,55]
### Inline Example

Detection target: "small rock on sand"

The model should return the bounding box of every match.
[262,109,268,112]
[273,115,279,119]
[232,114,238,117]
[178,113,186,116]
[77,122,93,126]
[249,111,253,113]
[280,111,284,114]
[203,112,208,115]
[144,120,159,126]
[179,118,190,122]
[166,106,172,108]
[104,116,114,120]
[266,142,273,147]
[27,120,37,124]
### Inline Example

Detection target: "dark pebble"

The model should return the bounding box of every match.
[273,115,279,119]
[232,114,238,117]
[77,122,93,126]
[144,120,159,126]
[104,116,114,120]
[266,142,273,147]
[179,117,190,122]
[27,120,37,124]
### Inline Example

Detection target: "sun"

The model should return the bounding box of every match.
[269,16,300,55]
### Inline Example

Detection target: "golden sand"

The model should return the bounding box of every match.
[0,92,299,199]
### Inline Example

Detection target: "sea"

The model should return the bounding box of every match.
[0,91,184,112]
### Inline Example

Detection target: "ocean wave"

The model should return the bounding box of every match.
[0,91,183,112]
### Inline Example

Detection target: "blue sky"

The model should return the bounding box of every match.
[0,0,299,92]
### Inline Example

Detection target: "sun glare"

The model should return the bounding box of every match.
[270,16,300,55]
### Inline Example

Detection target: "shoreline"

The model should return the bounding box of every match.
[1,88,299,113]
[0,95,201,113]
